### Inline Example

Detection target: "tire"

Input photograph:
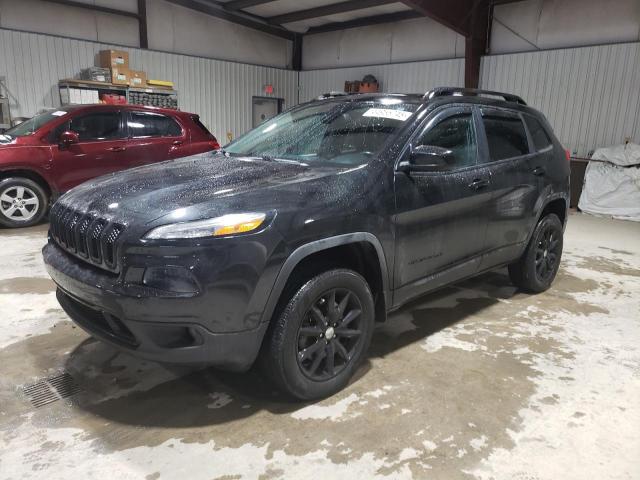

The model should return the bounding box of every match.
[508,213,563,293]
[0,177,48,228]
[261,269,375,401]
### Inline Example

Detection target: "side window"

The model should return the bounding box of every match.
[69,112,123,141]
[481,110,529,161]
[414,112,477,168]
[128,111,182,138]
[50,121,69,143]
[524,115,552,151]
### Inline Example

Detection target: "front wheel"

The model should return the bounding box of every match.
[0,177,48,228]
[261,269,375,400]
[508,213,564,293]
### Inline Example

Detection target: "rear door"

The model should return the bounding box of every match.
[123,110,188,167]
[477,107,541,268]
[52,109,127,191]
[393,105,493,305]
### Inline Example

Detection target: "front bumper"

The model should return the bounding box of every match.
[43,241,273,370]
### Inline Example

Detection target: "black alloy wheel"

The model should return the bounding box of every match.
[535,225,560,282]
[508,213,564,293]
[261,268,375,400]
[296,288,363,381]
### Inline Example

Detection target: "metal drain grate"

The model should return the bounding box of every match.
[23,372,82,408]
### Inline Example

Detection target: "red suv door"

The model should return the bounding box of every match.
[122,110,189,167]
[52,109,129,191]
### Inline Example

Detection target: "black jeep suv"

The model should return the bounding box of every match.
[43,87,569,400]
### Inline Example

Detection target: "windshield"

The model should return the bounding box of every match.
[4,109,71,137]
[225,99,419,166]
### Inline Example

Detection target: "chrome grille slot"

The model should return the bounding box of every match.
[49,205,125,273]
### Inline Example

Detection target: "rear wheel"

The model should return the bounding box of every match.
[508,213,563,293]
[0,177,48,228]
[261,269,375,400]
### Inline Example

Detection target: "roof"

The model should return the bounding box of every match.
[55,104,193,116]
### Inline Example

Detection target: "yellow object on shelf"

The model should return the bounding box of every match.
[147,79,174,87]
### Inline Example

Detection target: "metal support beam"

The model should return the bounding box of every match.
[306,10,423,35]
[224,0,277,11]
[268,0,395,25]
[400,0,492,88]
[42,0,140,19]
[464,1,490,88]
[43,0,152,48]
[164,0,295,40]
[399,0,472,36]
[138,0,148,49]
[292,34,303,71]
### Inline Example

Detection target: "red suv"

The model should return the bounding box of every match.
[0,104,220,228]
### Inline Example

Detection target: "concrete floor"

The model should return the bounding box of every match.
[0,212,638,480]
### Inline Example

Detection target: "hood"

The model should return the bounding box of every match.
[57,152,342,225]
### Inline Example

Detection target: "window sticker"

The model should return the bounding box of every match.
[51,111,67,117]
[363,108,413,121]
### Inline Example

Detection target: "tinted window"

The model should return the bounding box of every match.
[128,111,182,138]
[524,115,552,151]
[482,111,529,161]
[191,115,212,135]
[70,112,123,141]
[414,112,477,168]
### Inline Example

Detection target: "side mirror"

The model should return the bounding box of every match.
[59,130,79,149]
[398,145,455,173]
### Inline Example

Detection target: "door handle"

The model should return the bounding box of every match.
[172,140,183,146]
[107,146,126,152]
[532,166,546,176]
[468,178,489,190]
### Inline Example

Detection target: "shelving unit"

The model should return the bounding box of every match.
[58,79,178,109]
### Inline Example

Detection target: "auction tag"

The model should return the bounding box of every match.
[363,108,413,121]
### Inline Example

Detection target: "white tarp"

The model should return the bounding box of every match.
[578,143,640,222]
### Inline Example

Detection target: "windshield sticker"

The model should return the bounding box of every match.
[51,111,67,116]
[363,108,413,121]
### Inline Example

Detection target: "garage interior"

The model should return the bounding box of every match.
[0,0,639,478]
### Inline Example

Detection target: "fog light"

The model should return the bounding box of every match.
[142,266,199,294]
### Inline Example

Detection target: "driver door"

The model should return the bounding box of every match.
[392,105,493,306]
[52,109,128,192]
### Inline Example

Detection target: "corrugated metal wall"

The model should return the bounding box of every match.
[480,43,640,157]
[0,28,299,142]
[299,59,465,102]
[1,26,639,157]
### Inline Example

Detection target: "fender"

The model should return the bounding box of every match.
[259,232,390,325]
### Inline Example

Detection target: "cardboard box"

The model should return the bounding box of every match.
[111,67,131,86]
[128,70,147,88]
[99,49,129,68]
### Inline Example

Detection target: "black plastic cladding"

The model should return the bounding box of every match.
[49,202,124,273]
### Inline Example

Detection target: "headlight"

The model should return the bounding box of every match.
[144,212,267,240]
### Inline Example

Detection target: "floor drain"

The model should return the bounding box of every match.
[23,372,82,408]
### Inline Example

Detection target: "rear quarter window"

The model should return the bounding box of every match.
[481,110,530,161]
[524,115,553,151]
[128,111,182,138]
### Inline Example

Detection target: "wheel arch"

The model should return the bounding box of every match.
[259,233,391,328]
[0,168,54,198]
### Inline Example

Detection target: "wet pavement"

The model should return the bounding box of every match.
[0,213,639,479]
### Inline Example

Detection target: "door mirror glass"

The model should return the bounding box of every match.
[399,145,455,172]
[59,130,79,148]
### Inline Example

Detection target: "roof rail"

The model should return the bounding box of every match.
[424,87,527,105]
